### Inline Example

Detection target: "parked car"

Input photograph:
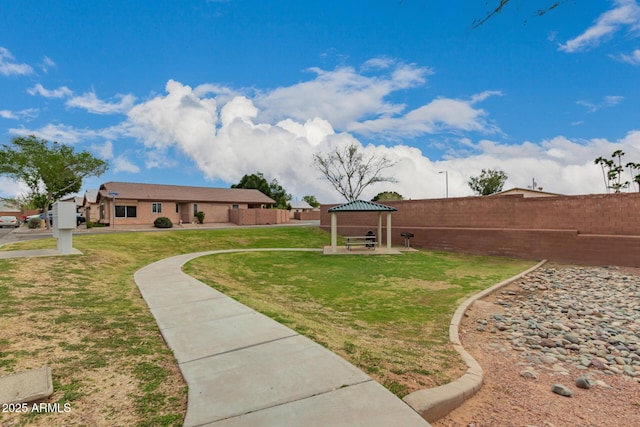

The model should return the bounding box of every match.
[0,215,20,228]
[24,211,85,226]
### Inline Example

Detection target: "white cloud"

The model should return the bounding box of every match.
[9,123,113,144]
[576,95,624,112]
[559,0,640,52]
[614,48,640,64]
[361,57,395,70]
[122,76,640,203]
[90,140,140,174]
[127,79,218,150]
[604,95,624,105]
[255,62,430,131]
[1,110,17,119]
[436,132,640,197]
[27,83,73,98]
[0,176,30,198]
[7,59,639,203]
[66,91,136,114]
[347,93,501,138]
[276,117,335,146]
[0,108,38,120]
[113,156,140,173]
[0,47,33,76]
[91,140,114,159]
[40,56,55,72]
[253,61,499,140]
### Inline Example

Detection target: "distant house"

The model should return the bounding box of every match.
[94,181,277,226]
[489,187,562,198]
[82,189,100,222]
[0,199,21,216]
[60,195,83,211]
[289,200,320,221]
[289,200,313,213]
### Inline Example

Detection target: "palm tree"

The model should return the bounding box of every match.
[609,150,629,193]
[594,156,610,194]
[626,162,640,192]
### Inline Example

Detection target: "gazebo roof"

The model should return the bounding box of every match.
[327,200,398,212]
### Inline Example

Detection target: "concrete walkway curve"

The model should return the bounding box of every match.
[134,248,430,427]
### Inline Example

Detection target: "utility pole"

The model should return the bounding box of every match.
[439,171,449,198]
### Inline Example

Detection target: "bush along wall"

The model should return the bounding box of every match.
[153,217,173,228]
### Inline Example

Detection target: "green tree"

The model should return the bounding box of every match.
[231,172,271,196]
[268,179,292,209]
[468,169,508,196]
[371,191,403,202]
[0,135,108,228]
[302,195,320,208]
[312,143,397,202]
[232,172,292,209]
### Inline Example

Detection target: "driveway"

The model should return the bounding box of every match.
[0,226,53,246]
[0,226,17,239]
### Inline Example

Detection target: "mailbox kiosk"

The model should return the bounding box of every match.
[53,201,76,254]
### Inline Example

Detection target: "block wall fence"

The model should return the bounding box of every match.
[294,211,321,221]
[320,193,640,267]
[229,208,290,225]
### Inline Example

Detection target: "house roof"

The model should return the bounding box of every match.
[60,195,83,206]
[290,200,313,210]
[489,187,562,198]
[328,200,398,212]
[83,189,99,204]
[97,182,275,204]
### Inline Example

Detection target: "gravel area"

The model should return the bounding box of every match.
[434,264,640,427]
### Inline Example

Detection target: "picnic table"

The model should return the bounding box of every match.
[346,234,377,250]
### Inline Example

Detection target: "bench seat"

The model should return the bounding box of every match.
[345,236,377,250]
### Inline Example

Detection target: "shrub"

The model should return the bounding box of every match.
[27,217,41,229]
[194,211,205,224]
[153,217,173,228]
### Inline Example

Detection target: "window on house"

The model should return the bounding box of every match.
[176,203,179,213]
[152,202,162,213]
[193,203,198,216]
[232,204,239,209]
[115,206,137,218]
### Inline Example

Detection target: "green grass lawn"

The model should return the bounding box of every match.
[185,248,534,396]
[0,226,534,425]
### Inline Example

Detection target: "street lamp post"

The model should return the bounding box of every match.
[439,171,449,198]
[108,192,118,230]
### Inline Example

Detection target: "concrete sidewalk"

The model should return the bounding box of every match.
[134,248,430,427]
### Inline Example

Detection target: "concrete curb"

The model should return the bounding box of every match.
[403,259,548,423]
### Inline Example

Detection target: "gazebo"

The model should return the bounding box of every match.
[327,200,398,253]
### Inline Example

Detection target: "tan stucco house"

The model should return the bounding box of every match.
[82,189,100,222]
[93,181,277,226]
[489,187,562,198]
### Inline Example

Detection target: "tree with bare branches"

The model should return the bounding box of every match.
[312,143,397,202]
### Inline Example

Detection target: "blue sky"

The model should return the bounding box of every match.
[1,0,639,202]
